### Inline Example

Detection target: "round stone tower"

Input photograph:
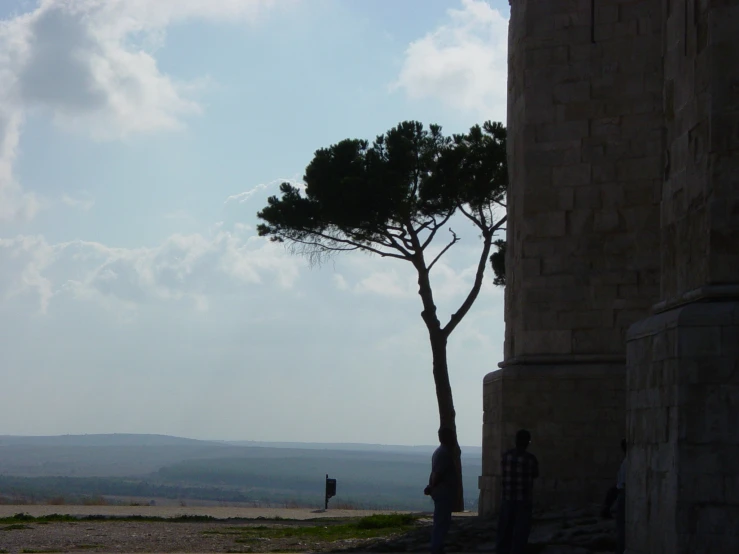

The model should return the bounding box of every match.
[482,1,739,553]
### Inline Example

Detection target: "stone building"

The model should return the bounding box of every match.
[478,1,738,553]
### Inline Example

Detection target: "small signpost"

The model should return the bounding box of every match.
[325,474,337,510]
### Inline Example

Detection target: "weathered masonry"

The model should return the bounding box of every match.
[479,2,738,553]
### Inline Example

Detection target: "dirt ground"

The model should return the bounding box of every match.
[0,506,422,521]
[0,506,436,554]
[0,518,389,553]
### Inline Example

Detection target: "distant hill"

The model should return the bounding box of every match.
[0,433,483,510]
[223,440,483,457]
[0,434,221,447]
[0,434,482,456]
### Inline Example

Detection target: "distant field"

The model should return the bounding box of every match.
[0,434,482,511]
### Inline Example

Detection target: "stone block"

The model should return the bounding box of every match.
[617,156,663,181]
[572,328,623,354]
[559,187,575,210]
[558,309,611,329]
[622,112,663,134]
[553,81,591,104]
[553,163,591,187]
[601,182,626,205]
[527,46,570,68]
[677,326,722,358]
[523,189,561,214]
[623,181,657,206]
[725,476,739,504]
[591,117,621,136]
[694,505,739,537]
[523,167,553,192]
[595,4,618,24]
[722,327,739,358]
[525,212,567,237]
[517,330,572,355]
[592,163,617,183]
[536,121,590,142]
[622,205,658,231]
[593,211,620,232]
[574,187,602,209]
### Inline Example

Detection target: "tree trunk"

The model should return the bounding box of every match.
[412,243,467,513]
[429,329,465,512]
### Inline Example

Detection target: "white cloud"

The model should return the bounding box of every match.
[0,225,302,315]
[61,194,95,211]
[392,0,508,120]
[0,0,287,222]
[355,268,414,298]
[225,177,304,205]
[0,234,57,312]
[332,273,348,291]
[0,105,40,222]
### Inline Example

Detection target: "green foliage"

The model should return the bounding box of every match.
[206,514,419,544]
[1,523,31,530]
[257,120,507,263]
[0,513,217,524]
[490,239,506,286]
[353,513,417,529]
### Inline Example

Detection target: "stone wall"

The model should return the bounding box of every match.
[626,302,739,554]
[503,0,663,364]
[481,0,664,517]
[624,1,739,552]
[659,0,739,303]
[479,364,625,517]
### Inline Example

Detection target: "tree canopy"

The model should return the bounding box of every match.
[257,121,507,284]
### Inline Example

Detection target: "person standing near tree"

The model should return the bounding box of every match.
[424,427,459,554]
[496,429,538,554]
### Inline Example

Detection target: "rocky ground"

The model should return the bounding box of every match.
[353,507,617,554]
[0,506,618,553]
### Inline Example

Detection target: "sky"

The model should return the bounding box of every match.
[0,0,510,447]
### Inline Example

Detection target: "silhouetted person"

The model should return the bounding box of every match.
[424,427,458,554]
[615,440,627,554]
[496,429,538,554]
[600,439,627,519]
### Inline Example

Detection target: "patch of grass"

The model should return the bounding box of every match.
[2,523,32,531]
[355,513,417,529]
[75,544,104,549]
[0,512,218,525]
[21,550,63,553]
[219,513,419,544]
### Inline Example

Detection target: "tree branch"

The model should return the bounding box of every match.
[458,204,484,229]
[405,222,443,334]
[489,214,507,234]
[441,226,496,338]
[380,229,414,258]
[286,228,410,260]
[427,229,459,272]
[421,210,454,250]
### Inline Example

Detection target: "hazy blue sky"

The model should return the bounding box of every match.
[0,0,510,446]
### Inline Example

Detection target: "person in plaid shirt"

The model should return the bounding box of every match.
[496,429,539,554]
